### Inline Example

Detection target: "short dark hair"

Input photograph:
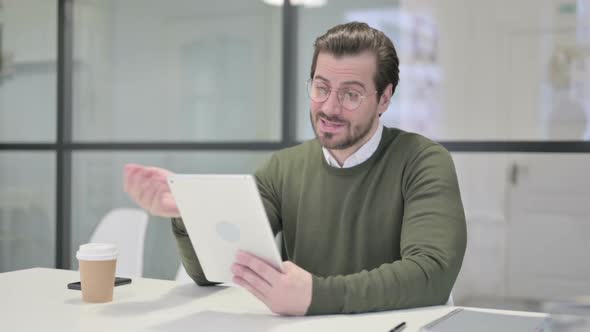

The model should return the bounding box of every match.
[310,22,400,98]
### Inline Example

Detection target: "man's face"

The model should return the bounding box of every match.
[310,51,386,150]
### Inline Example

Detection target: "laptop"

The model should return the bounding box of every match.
[167,174,283,284]
[420,308,550,332]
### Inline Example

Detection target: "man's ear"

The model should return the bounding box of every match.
[378,83,393,114]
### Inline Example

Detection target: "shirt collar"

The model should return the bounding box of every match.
[322,123,384,168]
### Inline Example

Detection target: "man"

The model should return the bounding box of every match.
[124,22,466,316]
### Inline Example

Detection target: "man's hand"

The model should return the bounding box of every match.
[123,163,180,218]
[232,251,312,316]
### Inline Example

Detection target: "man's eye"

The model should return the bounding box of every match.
[316,86,329,94]
[344,91,361,101]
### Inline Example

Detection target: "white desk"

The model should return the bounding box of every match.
[0,268,547,331]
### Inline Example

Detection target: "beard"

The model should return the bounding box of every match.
[310,111,376,150]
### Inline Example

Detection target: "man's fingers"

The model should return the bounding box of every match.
[143,180,163,214]
[235,251,281,285]
[128,166,152,200]
[232,263,273,295]
[123,163,180,217]
[139,168,171,192]
[160,192,180,216]
[151,171,172,187]
[123,164,143,194]
[136,169,157,206]
[143,171,173,212]
[150,182,178,216]
[232,276,267,303]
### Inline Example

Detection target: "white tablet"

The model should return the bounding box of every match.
[167,174,283,283]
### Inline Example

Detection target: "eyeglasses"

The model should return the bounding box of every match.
[306,79,377,110]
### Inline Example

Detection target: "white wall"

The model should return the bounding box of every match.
[452,152,590,307]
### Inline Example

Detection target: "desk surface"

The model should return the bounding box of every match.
[0,268,547,332]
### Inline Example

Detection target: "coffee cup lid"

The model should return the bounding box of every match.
[76,243,118,261]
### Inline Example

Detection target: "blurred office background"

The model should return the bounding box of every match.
[1,0,589,311]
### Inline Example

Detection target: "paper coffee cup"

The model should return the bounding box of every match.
[76,243,118,303]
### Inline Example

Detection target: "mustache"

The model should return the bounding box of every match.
[316,112,347,124]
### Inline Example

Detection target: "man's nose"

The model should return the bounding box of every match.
[320,91,342,115]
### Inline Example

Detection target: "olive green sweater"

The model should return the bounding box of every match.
[171,127,467,315]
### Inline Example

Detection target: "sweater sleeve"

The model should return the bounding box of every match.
[307,144,467,315]
[171,217,220,286]
[254,153,283,235]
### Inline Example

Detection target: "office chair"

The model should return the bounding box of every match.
[90,208,149,278]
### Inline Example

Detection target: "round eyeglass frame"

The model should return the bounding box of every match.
[306,79,378,111]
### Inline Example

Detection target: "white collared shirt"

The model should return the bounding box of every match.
[322,124,384,168]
